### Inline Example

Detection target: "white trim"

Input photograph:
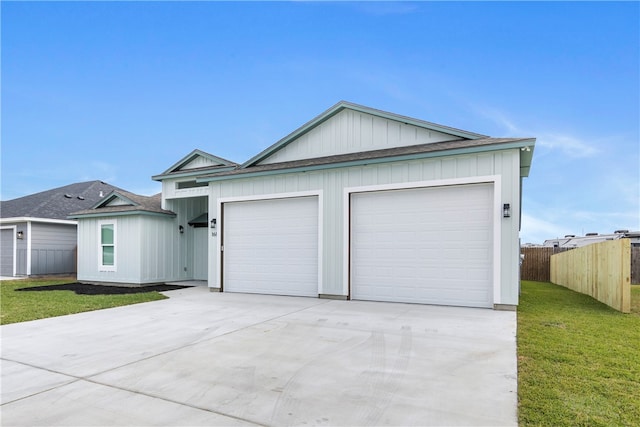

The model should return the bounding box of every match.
[98,220,117,272]
[343,175,502,306]
[216,190,323,294]
[0,225,17,276]
[0,217,77,225]
[26,221,32,275]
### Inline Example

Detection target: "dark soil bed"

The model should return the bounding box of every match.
[16,283,189,295]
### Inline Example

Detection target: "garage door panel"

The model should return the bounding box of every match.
[1,229,15,277]
[351,184,493,308]
[223,196,319,297]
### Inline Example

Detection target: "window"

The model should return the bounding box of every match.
[176,180,208,189]
[99,221,116,271]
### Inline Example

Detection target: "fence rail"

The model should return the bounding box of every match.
[550,239,631,313]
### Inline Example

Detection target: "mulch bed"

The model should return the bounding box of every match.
[15,283,189,295]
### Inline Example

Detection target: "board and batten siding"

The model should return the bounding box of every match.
[77,214,185,284]
[164,197,208,281]
[77,216,143,283]
[259,109,459,165]
[209,149,522,305]
[30,223,77,274]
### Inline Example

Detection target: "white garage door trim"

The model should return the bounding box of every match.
[0,226,17,277]
[343,176,502,306]
[217,191,323,294]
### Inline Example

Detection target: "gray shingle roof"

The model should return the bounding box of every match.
[199,137,534,180]
[69,190,175,218]
[0,181,124,220]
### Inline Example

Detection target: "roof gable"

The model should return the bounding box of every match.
[153,149,237,181]
[242,101,489,168]
[95,191,139,209]
[70,191,175,219]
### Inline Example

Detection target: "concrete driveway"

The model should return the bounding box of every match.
[1,287,517,426]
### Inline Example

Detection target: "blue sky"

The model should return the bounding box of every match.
[2,1,638,244]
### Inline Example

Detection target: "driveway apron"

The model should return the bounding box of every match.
[1,287,517,426]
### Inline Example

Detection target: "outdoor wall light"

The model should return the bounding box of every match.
[179,225,184,234]
[503,203,511,218]
[210,218,217,229]
[16,231,24,240]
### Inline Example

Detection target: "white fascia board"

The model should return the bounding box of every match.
[0,217,77,226]
[69,211,176,220]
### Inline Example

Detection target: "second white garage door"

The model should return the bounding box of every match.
[223,196,319,297]
[351,183,494,308]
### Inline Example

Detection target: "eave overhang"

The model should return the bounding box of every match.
[0,217,77,225]
[199,138,536,183]
[68,210,176,220]
[152,166,236,182]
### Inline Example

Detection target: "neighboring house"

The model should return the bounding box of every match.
[71,101,536,309]
[543,230,640,248]
[0,181,121,277]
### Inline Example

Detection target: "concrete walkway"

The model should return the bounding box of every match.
[1,287,517,426]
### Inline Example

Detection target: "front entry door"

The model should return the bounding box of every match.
[193,227,208,280]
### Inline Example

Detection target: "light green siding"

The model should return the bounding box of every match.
[208,149,522,305]
[259,109,463,165]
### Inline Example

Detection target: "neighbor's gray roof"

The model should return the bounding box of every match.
[199,137,534,181]
[0,181,123,220]
[69,190,175,218]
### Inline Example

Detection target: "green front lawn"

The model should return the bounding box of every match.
[518,281,640,426]
[0,277,168,325]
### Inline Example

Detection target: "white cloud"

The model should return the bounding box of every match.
[520,212,569,244]
[470,105,600,158]
[535,133,600,158]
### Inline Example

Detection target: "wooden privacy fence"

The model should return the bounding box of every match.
[550,239,631,313]
[632,246,640,284]
[520,247,570,282]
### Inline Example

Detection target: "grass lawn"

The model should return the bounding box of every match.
[518,281,640,426]
[0,277,168,325]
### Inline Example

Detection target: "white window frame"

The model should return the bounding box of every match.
[98,220,117,272]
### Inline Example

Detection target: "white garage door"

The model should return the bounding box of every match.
[223,196,319,297]
[351,183,494,308]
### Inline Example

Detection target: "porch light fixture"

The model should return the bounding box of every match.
[503,203,511,218]
[179,225,184,234]
[16,231,24,240]
[210,218,217,229]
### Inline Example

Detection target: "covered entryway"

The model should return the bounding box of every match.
[188,213,209,281]
[1,228,16,277]
[350,183,494,308]
[222,196,319,297]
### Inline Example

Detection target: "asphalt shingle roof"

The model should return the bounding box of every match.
[69,190,175,217]
[0,181,124,220]
[199,137,533,180]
